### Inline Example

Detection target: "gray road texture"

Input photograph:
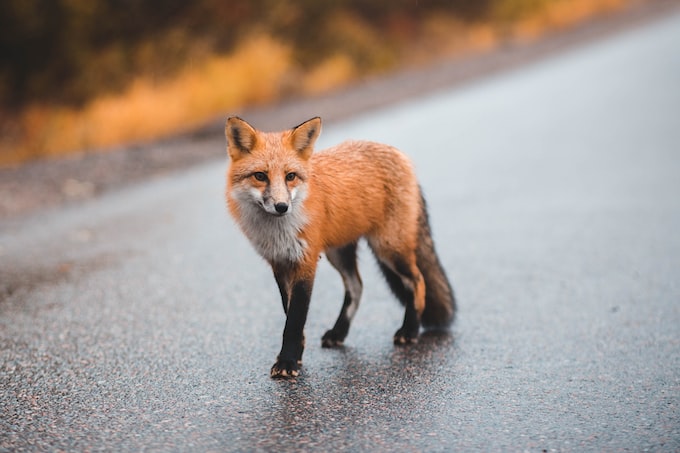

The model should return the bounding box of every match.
[2,10,680,453]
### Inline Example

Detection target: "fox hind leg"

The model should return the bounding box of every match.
[371,244,425,345]
[322,242,363,347]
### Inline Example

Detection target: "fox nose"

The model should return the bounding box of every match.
[274,202,289,214]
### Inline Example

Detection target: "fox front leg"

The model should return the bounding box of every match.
[270,268,315,378]
[273,270,290,314]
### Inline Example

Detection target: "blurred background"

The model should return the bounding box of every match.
[0,0,633,166]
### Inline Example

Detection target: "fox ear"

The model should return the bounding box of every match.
[225,116,258,160]
[290,117,322,159]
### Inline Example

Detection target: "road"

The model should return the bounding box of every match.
[2,11,679,452]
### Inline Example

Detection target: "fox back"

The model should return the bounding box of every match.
[226,117,421,264]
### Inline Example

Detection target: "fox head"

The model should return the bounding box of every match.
[225,116,322,218]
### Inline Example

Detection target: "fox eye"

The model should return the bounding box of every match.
[253,172,267,182]
[285,172,296,181]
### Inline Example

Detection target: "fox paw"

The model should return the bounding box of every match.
[270,359,300,379]
[321,329,345,348]
[393,328,419,345]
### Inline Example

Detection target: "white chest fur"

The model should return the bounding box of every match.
[236,201,308,263]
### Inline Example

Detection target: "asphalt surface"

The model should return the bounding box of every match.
[2,10,680,452]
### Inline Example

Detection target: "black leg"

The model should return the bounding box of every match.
[373,254,423,345]
[322,291,352,347]
[271,277,314,378]
[322,243,362,347]
[394,300,421,345]
[377,261,411,306]
[273,270,289,314]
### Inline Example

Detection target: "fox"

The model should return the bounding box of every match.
[224,116,455,378]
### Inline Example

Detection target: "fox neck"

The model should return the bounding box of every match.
[236,198,309,264]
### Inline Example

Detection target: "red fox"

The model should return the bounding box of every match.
[225,116,455,378]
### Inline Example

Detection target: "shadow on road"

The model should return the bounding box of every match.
[241,331,459,449]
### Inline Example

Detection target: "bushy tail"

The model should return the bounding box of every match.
[416,190,456,329]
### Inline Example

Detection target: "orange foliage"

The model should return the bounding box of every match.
[0,36,291,164]
[512,0,626,41]
[0,0,633,166]
[303,54,358,95]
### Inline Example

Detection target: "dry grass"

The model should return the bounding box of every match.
[510,0,627,40]
[0,0,632,167]
[0,35,292,165]
[303,54,358,95]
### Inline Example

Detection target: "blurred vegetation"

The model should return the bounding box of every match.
[0,0,627,165]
